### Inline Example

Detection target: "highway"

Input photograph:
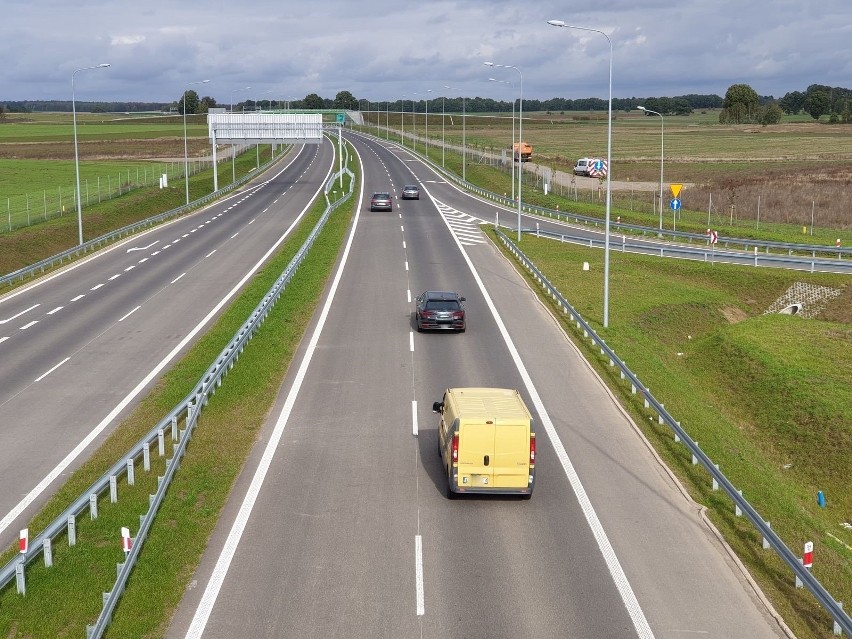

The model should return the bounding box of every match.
[167,134,789,638]
[0,140,335,551]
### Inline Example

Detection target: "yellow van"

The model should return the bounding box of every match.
[432,388,536,499]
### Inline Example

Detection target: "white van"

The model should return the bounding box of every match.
[573,158,593,176]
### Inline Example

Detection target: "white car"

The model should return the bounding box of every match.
[573,158,593,176]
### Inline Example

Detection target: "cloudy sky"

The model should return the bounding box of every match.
[3,0,851,105]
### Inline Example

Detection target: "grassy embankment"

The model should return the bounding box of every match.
[0,146,275,276]
[0,139,356,637]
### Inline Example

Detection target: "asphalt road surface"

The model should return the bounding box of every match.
[167,134,790,638]
[0,141,335,551]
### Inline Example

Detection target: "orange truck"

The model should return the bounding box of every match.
[512,141,533,162]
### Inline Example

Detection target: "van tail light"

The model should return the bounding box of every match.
[452,434,459,463]
[529,434,536,465]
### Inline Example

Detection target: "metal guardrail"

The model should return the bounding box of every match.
[526,226,852,274]
[494,227,851,637]
[0,163,355,637]
[1,151,285,290]
[352,128,852,261]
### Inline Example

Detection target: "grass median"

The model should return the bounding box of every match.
[490,228,851,639]
[0,143,357,638]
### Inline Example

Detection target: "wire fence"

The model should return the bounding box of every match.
[1,145,254,234]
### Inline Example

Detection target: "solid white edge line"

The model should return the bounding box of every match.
[412,400,418,437]
[415,534,425,616]
[183,135,355,639]
[0,145,333,543]
[35,357,70,382]
[437,202,656,639]
[118,306,141,322]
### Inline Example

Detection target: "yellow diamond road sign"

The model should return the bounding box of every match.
[670,183,683,198]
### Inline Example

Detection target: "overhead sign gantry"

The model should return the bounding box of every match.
[207,111,324,190]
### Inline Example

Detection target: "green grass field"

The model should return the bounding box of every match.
[492,230,851,639]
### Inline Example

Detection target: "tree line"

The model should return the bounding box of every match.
[3,83,850,124]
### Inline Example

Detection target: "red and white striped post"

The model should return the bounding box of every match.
[121,527,133,555]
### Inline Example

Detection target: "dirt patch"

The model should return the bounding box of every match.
[720,305,749,323]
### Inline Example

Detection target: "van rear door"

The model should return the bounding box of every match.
[493,420,531,488]
[457,419,530,490]
[457,420,495,489]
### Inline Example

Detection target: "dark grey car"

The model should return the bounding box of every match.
[370,192,393,211]
[415,291,466,332]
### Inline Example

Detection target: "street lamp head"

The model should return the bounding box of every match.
[547,20,567,27]
[637,106,647,111]
[97,63,110,68]
[483,62,494,67]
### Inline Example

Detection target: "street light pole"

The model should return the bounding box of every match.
[485,62,523,242]
[424,89,432,159]
[183,79,210,206]
[444,86,467,182]
[441,95,445,167]
[230,86,251,183]
[412,93,418,153]
[637,106,664,231]
[401,95,406,147]
[72,63,110,247]
[490,78,516,202]
[548,20,613,328]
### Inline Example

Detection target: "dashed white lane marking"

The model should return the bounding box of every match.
[35,357,70,382]
[124,265,135,272]
[206,250,217,258]
[405,261,409,271]
[411,400,418,436]
[70,295,85,302]
[0,304,40,325]
[407,289,411,304]
[415,535,425,616]
[231,233,239,239]
[0,337,9,345]
[19,321,38,330]
[109,274,121,281]
[91,284,105,291]
[138,258,149,264]
[47,307,63,315]
[171,273,186,284]
[409,331,414,352]
[151,251,161,256]
[119,306,141,322]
